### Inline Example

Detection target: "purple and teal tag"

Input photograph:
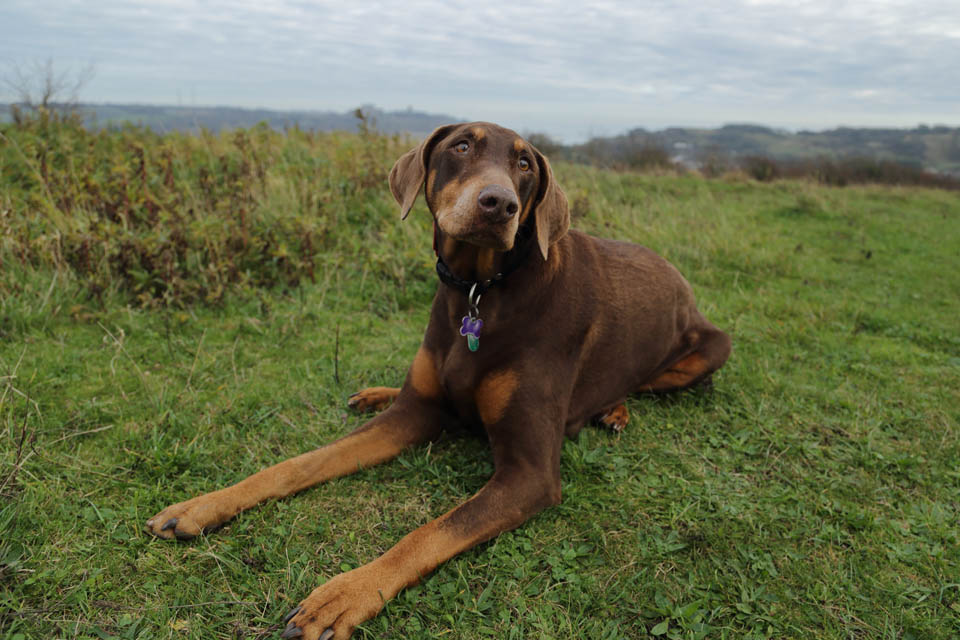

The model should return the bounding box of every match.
[460,315,483,352]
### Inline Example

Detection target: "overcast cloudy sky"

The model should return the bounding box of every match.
[2,0,958,141]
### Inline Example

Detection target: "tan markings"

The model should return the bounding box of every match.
[441,235,458,258]
[410,346,442,399]
[438,174,488,211]
[426,169,437,195]
[597,403,629,433]
[641,352,710,391]
[434,175,491,238]
[475,369,519,425]
[435,170,522,255]
[288,486,508,636]
[471,127,486,141]
[513,139,525,152]
[281,442,551,636]
[284,510,478,638]
[463,174,487,193]
[519,196,534,223]
[475,248,496,280]
[434,176,465,213]
[348,386,400,412]
[370,484,522,598]
[441,239,497,281]
[373,517,467,591]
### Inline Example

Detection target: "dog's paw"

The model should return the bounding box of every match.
[144,491,232,540]
[347,387,399,412]
[596,403,629,433]
[281,568,385,640]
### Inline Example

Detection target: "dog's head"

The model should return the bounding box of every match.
[389,122,569,260]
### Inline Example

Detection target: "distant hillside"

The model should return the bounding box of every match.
[4,102,958,176]
[565,124,960,176]
[0,102,461,139]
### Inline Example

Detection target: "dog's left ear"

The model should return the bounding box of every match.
[531,146,570,260]
[389,125,457,220]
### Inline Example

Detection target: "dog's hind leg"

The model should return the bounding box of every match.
[639,326,731,393]
[594,402,629,433]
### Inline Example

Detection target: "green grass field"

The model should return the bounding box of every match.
[2,118,959,639]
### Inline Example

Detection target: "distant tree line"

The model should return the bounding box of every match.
[525,128,960,191]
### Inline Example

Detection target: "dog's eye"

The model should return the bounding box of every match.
[455,141,469,153]
[518,158,530,172]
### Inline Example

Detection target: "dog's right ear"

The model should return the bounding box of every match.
[389,125,457,220]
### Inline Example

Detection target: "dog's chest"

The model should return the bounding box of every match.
[438,344,483,422]
[430,294,521,428]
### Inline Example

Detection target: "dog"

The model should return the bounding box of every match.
[145,122,731,639]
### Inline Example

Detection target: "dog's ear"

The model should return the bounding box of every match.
[389,125,457,220]
[531,146,570,260]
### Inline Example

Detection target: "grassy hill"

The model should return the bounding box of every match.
[2,114,958,639]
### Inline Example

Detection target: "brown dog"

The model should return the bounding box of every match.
[145,122,731,639]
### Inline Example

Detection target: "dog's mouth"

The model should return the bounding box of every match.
[434,184,520,250]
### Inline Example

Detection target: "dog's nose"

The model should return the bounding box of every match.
[477,185,519,219]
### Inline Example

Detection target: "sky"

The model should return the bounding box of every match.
[1,0,958,142]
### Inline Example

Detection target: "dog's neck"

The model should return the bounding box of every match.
[437,234,502,283]
[433,222,536,290]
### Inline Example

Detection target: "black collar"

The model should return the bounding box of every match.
[434,221,535,296]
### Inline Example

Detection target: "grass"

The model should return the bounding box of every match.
[1,121,959,639]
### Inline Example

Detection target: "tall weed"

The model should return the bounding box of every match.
[0,110,407,306]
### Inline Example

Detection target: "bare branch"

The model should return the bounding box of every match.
[2,58,95,115]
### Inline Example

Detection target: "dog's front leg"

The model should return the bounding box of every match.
[281,404,564,640]
[145,398,443,540]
